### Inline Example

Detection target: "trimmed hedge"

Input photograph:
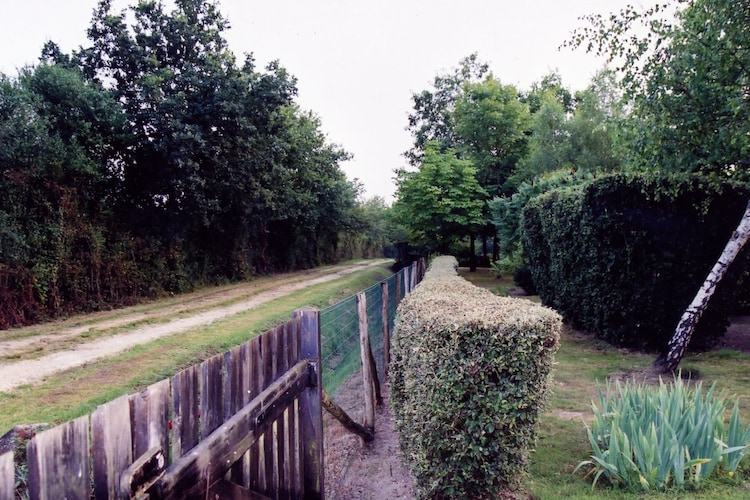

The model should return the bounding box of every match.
[390,256,561,498]
[520,173,750,351]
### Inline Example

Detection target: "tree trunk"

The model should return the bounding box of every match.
[656,200,750,373]
[469,234,477,272]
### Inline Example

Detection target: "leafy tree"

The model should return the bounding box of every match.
[0,63,128,322]
[393,142,487,257]
[567,69,624,173]
[453,77,531,197]
[568,0,750,371]
[405,53,489,165]
[521,71,573,115]
[510,90,570,187]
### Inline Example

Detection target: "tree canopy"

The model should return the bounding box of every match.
[0,0,384,327]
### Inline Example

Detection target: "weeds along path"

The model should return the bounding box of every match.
[0,260,389,392]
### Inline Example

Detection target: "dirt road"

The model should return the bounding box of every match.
[0,260,389,392]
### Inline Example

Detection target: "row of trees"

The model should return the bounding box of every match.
[393,54,624,268]
[0,0,392,327]
[392,0,750,369]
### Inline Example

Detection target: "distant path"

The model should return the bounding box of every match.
[0,260,389,392]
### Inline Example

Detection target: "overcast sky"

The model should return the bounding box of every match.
[0,0,644,202]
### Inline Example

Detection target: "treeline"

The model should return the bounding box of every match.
[392,0,750,357]
[0,0,389,328]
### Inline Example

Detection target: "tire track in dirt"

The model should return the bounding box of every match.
[0,260,388,392]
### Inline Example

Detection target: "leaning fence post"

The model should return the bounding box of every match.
[356,293,376,432]
[380,281,390,380]
[295,307,324,499]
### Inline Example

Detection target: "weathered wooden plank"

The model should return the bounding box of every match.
[275,327,287,494]
[171,365,199,459]
[91,394,133,500]
[147,360,311,499]
[357,292,376,431]
[225,343,248,486]
[248,335,263,493]
[295,307,324,499]
[130,378,170,460]
[119,446,166,498]
[27,415,90,500]
[261,328,276,493]
[200,353,225,437]
[0,450,14,500]
[291,398,302,496]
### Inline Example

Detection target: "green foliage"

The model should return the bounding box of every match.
[453,77,531,197]
[405,53,489,166]
[520,173,750,351]
[392,142,487,253]
[0,0,375,327]
[577,376,750,492]
[490,168,597,256]
[391,256,561,498]
[566,0,750,178]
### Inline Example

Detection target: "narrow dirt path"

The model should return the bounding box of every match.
[0,260,388,392]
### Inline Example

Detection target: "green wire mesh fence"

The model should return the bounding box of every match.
[319,262,418,399]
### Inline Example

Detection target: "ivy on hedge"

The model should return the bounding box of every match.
[390,256,561,498]
[520,172,750,351]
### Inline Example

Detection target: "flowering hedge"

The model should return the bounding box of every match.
[390,256,561,498]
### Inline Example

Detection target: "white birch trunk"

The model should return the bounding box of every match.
[660,200,750,372]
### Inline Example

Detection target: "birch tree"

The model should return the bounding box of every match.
[567,0,750,371]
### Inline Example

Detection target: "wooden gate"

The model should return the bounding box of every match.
[1,308,323,500]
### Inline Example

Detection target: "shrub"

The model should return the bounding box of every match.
[520,172,750,351]
[576,376,750,492]
[390,256,561,498]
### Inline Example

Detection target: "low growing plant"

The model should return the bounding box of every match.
[576,375,750,492]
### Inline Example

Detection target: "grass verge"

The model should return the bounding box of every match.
[0,261,394,432]
[459,267,750,499]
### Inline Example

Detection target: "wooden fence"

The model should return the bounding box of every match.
[0,308,323,500]
[0,258,426,500]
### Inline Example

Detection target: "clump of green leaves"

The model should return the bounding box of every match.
[391,256,561,498]
[577,375,750,492]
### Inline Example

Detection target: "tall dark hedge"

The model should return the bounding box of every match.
[520,173,750,351]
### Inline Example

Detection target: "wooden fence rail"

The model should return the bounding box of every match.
[0,259,426,500]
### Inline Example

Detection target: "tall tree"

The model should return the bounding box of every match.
[393,141,487,256]
[405,53,489,165]
[568,0,750,372]
[453,77,531,197]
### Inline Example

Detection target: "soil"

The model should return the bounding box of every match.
[324,377,416,499]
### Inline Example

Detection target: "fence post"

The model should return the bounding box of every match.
[295,307,324,499]
[356,293,376,432]
[395,271,402,306]
[380,281,390,381]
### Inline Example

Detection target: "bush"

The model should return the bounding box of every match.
[390,256,561,498]
[520,172,750,351]
[577,376,750,492]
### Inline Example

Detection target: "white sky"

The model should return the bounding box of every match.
[0,0,644,202]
